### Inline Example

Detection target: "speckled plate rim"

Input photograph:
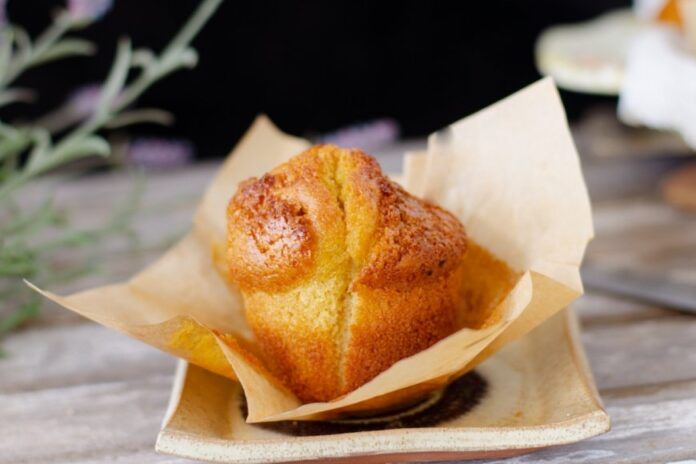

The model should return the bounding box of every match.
[156,412,609,464]
[155,309,610,463]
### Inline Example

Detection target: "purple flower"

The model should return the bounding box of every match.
[317,118,400,151]
[65,83,102,118]
[36,83,102,133]
[67,0,113,22]
[125,137,194,170]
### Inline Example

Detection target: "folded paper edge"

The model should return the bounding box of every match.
[421,77,594,296]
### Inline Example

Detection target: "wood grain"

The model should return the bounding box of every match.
[487,379,696,463]
[2,146,696,463]
[0,374,191,463]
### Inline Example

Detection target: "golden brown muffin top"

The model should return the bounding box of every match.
[227,145,468,402]
[227,145,467,293]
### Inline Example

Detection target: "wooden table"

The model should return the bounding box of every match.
[2,150,696,463]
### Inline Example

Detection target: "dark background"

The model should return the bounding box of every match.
[7,0,630,158]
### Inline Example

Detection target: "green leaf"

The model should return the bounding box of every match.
[163,0,223,57]
[65,135,111,160]
[0,300,41,337]
[39,134,111,174]
[11,26,33,60]
[131,49,155,69]
[5,13,73,85]
[95,39,132,118]
[176,47,198,68]
[0,121,24,140]
[104,108,174,128]
[0,260,36,277]
[26,128,52,171]
[0,30,15,84]
[32,38,96,66]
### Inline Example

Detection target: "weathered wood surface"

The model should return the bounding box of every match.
[2,149,696,463]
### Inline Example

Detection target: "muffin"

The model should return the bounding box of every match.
[227,145,467,402]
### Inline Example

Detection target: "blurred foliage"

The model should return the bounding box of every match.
[0,0,222,352]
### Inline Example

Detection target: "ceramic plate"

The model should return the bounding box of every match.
[155,308,609,463]
[535,9,643,95]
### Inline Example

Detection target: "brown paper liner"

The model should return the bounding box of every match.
[30,77,592,423]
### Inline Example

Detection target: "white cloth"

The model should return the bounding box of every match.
[618,26,696,149]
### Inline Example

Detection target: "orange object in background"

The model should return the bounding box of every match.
[658,0,683,26]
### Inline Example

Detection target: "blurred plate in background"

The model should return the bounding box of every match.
[536,9,644,96]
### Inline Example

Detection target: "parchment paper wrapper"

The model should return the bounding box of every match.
[30,77,593,423]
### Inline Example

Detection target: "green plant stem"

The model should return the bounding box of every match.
[0,14,74,88]
[0,126,32,165]
[0,299,40,335]
[0,0,223,349]
[0,0,223,203]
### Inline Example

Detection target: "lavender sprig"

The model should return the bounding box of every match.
[0,0,223,349]
[0,0,223,202]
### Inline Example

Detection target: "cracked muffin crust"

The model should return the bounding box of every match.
[227,144,468,402]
